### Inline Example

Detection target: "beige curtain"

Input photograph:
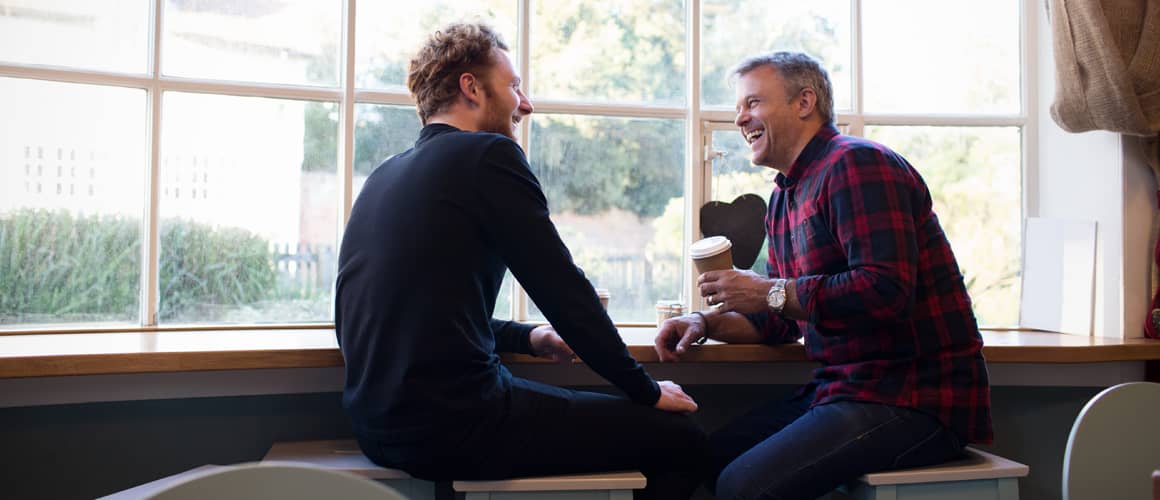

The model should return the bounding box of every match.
[1049,0,1160,135]
[1047,0,1160,336]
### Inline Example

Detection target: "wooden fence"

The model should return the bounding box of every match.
[272,243,336,294]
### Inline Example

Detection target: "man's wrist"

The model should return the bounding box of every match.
[526,325,544,356]
[766,278,789,315]
[691,311,710,345]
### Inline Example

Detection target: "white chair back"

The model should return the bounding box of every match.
[1063,382,1160,500]
[145,462,408,500]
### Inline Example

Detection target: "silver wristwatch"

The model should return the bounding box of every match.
[767,278,788,314]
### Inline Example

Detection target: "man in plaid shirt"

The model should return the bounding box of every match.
[655,52,993,500]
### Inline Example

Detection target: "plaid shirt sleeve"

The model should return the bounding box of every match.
[793,147,923,332]
[746,309,803,345]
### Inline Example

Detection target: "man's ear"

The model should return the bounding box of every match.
[797,88,817,119]
[459,73,481,108]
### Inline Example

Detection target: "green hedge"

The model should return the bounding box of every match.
[0,209,275,323]
[0,209,139,321]
[158,217,275,319]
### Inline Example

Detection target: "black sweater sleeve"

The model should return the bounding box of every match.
[492,319,534,355]
[474,138,661,405]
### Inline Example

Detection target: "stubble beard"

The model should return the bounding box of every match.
[480,86,517,140]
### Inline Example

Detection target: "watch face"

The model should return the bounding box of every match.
[770,279,788,310]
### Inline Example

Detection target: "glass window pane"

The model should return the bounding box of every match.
[353,104,421,179]
[0,78,146,327]
[356,1,517,92]
[863,0,1020,114]
[531,0,685,105]
[864,126,1022,327]
[702,0,850,110]
[162,0,342,86]
[0,0,150,73]
[496,271,513,320]
[708,128,776,274]
[527,115,685,322]
[159,92,338,324]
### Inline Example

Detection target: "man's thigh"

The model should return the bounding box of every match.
[483,377,708,479]
[716,401,963,500]
[708,390,814,480]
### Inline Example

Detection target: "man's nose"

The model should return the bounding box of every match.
[519,91,534,115]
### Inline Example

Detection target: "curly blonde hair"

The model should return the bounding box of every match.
[407,23,509,125]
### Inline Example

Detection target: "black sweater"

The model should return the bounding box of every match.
[335,124,660,443]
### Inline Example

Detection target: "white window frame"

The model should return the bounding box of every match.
[0,0,1034,330]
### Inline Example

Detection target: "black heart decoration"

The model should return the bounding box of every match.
[700,194,767,270]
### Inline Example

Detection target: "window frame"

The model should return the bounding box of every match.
[0,0,1033,331]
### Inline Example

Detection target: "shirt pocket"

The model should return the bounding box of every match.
[790,202,844,275]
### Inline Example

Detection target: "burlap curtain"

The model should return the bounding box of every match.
[1047,0,1160,337]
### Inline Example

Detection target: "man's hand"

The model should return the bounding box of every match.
[653,380,698,413]
[654,314,707,362]
[529,325,575,363]
[698,270,774,315]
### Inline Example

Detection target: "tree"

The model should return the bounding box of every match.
[865,126,1021,325]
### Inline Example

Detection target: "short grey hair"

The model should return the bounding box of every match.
[730,51,835,125]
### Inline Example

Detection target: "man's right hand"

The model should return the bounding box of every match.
[653,380,698,413]
[654,314,707,362]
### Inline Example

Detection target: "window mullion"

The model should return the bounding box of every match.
[141,0,164,327]
[1021,0,1039,220]
[686,0,704,312]
[340,0,356,228]
[530,100,685,119]
[514,0,532,322]
[851,0,864,136]
[860,114,1024,127]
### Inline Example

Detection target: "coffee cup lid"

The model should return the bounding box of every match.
[690,236,732,259]
[595,288,610,298]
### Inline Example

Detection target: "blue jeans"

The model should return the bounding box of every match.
[710,387,965,500]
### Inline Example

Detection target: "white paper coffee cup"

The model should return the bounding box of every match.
[690,236,734,274]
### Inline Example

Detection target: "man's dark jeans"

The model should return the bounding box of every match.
[710,388,965,500]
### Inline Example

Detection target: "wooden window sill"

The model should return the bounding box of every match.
[2,327,1160,379]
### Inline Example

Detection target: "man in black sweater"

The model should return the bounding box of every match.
[335,23,708,499]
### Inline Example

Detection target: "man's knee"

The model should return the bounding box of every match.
[716,460,775,500]
[638,414,708,473]
[649,411,706,440]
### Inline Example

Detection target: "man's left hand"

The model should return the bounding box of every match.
[698,270,773,315]
[529,325,576,363]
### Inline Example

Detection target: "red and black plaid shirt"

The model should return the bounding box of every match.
[752,125,993,444]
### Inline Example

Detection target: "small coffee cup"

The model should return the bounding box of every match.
[655,301,684,324]
[595,288,610,310]
[690,236,734,275]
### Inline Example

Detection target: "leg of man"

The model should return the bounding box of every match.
[714,400,964,500]
[359,377,708,499]
[706,390,814,493]
[472,377,710,500]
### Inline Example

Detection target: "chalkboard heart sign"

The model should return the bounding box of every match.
[700,194,767,270]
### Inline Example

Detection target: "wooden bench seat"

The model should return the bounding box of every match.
[835,447,1029,500]
[264,440,646,500]
[262,440,434,499]
[453,470,645,500]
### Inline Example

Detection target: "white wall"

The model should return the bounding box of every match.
[1123,138,1159,338]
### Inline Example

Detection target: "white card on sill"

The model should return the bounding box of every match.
[1019,217,1097,336]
